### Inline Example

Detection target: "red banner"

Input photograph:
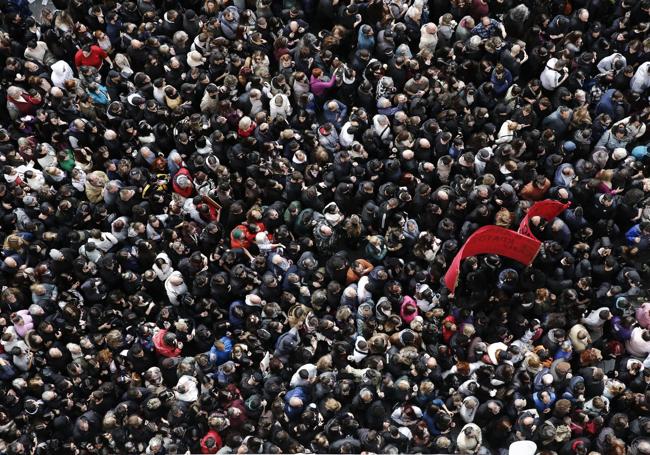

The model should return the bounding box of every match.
[518,200,571,239]
[444,226,541,292]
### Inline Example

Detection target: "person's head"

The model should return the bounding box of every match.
[614,124,627,137]
[559,106,572,119]
[577,8,589,22]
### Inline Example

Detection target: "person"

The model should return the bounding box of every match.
[5,86,42,120]
[541,58,569,91]
[0,0,648,454]
[74,43,113,72]
[626,221,650,250]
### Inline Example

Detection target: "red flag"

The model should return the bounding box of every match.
[518,200,571,239]
[444,225,541,292]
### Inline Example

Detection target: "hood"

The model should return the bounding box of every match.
[568,375,585,394]
[509,441,537,455]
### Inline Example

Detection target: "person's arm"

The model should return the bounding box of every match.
[519,49,529,64]
[353,14,362,29]
[625,224,641,245]
[96,46,112,67]
[499,21,507,38]
[338,101,347,121]
[104,232,119,246]
[612,115,631,127]
[596,56,612,74]
[595,130,610,149]
[285,97,293,116]
[6,101,19,120]
[324,73,338,88]
[74,51,83,69]
[557,68,569,85]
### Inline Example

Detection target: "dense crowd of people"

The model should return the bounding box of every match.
[1,0,650,453]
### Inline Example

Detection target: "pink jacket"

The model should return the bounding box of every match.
[636,302,650,329]
[400,296,419,324]
[13,310,33,338]
[309,75,336,97]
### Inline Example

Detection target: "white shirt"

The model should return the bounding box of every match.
[540,58,563,90]
[597,53,626,74]
[631,62,650,94]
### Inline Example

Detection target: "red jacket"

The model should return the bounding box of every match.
[8,94,41,117]
[152,330,181,358]
[230,224,252,249]
[200,430,223,454]
[442,315,457,344]
[172,168,194,198]
[237,122,256,138]
[230,222,266,249]
[74,45,108,69]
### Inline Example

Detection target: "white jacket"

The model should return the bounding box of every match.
[153,252,174,281]
[165,271,188,306]
[419,23,438,53]
[289,363,318,387]
[91,232,119,253]
[597,53,626,74]
[626,327,650,358]
[50,60,74,88]
[457,423,482,454]
[269,94,292,120]
[630,62,650,94]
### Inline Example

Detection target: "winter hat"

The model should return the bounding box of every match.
[187,50,205,67]
[477,148,492,161]
[49,249,64,261]
[562,141,576,152]
[632,145,648,159]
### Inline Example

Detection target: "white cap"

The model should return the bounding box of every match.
[509,441,537,455]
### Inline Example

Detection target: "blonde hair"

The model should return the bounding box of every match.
[4,234,25,251]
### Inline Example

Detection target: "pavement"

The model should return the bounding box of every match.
[29,0,52,21]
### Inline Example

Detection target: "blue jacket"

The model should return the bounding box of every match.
[209,336,233,366]
[274,327,300,362]
[595,89,628,121]
[228,301,246,329]
[596,89,616,117]
[491,68,513,96]
[625,224,650,249]
[0,356,16,380]
[322,100,348,128]
[106,21,123,46]
[561,376,585,404]
[7,0,31,17]
[533,391,556,413]
[284,387,308,420]
[357,28,376,51]
[88,85,110,105]
[553,163,575,188]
